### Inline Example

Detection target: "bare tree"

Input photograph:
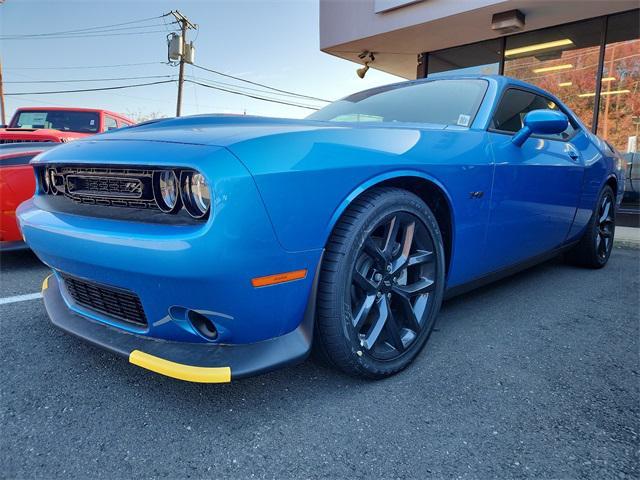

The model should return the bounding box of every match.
[125,110,166,124]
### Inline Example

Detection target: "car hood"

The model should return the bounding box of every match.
[0,128,89,141]
[85,114,447,148]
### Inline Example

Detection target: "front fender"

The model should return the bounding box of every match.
[323,169,456,250]
[229,127,494,287]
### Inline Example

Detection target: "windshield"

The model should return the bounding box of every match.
[307,79,488,126]
[11,110,99,133]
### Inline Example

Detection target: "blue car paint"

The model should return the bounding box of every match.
[17,75,624,376]
[20,141,320,343]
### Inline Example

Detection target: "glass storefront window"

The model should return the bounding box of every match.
[597,10,639,153]
[420,9,639,213]
[503,19,602,130]
[597,10,640,211]
[427,39,501,76]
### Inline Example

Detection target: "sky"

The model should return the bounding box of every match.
[0,0,403,122]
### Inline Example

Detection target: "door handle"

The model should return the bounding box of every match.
[567,150,580,161]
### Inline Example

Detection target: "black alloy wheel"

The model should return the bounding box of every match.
[314,187,446,379]
[567,185,616,269]
[350,212,436,360]
[595,191,615,262]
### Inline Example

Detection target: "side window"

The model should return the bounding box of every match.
[104,116,118,131]
[492,89,576,140]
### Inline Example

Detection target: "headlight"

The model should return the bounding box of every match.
[41,168,51,193]
[153,169,181,213]
[48,169,61,195]
[180,171,211,219]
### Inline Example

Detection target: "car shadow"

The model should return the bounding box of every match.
[51,255,572,405]
[440,254,567,310]
[22,250,609,419]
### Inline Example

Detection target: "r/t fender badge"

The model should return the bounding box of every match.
[469,191,484,199]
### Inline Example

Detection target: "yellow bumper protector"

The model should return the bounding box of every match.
[42,275,51,292]
[129,350,231,383]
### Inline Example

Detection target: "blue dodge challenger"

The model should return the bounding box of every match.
[18,76,624,383]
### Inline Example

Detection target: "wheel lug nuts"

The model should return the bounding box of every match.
[376,292,382,298]
[386,265,392,272]
[387,293,392,299]
[374,273,382,282]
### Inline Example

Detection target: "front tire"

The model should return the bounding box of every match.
[567,185,616,269]
[314,187,446,379]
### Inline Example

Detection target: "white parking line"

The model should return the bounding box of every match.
[0,292,43,305]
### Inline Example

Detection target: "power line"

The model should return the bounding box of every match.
[192,64,331,103]
[186,74,327,102]
[4,73,323,108]
[0,30,172,41]
[186,79,320,110]
[5,80,176,96]
[4,62,167,71]
[4,75,175,84]
[0,14,172,39]
[0,23,177,40]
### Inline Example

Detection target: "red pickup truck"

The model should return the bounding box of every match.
[0,107,134,144]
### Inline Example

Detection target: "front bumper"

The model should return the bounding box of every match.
[19,142,322,345]
[43,274,316,382]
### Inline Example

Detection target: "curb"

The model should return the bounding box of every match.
[614,240,640,250]
[613,226,640,250]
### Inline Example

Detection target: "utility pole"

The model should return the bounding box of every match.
[169,10,197,117]
[0,57,6,126]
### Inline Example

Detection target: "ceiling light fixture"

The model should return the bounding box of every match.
[491,9,525,34]
[578,89,630,98]
[559,81,573,87]
[601,77,616,82]
[532,64,573,73]
[505,39,573,57]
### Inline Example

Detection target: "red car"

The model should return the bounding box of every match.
[1,143,61,250]
[0,107,134,144]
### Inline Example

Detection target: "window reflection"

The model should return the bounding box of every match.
[598,10,640,211]
[503,19,602,130]
[420,9,639,212]
[428,39,501,76]
[597,11,639,154]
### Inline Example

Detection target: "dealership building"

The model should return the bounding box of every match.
[320,0,639,219]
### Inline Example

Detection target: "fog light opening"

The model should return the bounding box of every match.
[188,310,218,340]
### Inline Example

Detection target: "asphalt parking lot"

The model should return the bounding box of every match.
[1,247,638,479]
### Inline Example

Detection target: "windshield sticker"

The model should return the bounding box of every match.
[457,114,471,127]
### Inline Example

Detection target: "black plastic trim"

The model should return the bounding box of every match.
[43,252,323,380]
[34,195,199,226]
[444,241,578,300]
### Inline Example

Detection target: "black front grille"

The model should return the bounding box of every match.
[67,175,144,198]
[43,166,158,210]
[35,164,207,223]
[61,274,147,327]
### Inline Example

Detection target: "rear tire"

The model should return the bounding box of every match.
[566,185,615,269]
[314,187,446,379]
